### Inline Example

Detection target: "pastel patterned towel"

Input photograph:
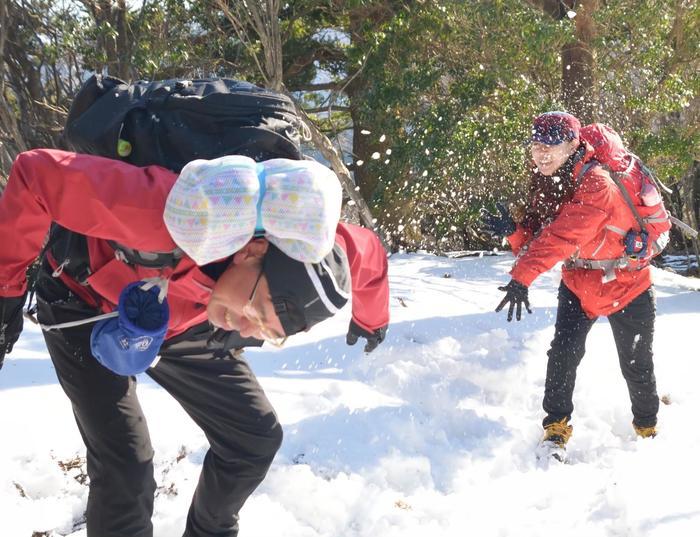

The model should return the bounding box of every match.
[164,155,342,265]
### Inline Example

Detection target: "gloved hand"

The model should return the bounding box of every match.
[480,202,516,238]
[495,279,532,322]
[0,295,26,370]
[346,319,387,353]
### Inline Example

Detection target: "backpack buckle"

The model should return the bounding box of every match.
[174,80,192,91]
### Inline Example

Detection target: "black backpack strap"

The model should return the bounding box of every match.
[24,229,65,321]
[47,226,92,283]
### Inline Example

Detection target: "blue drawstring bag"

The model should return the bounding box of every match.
[90,281,170,376]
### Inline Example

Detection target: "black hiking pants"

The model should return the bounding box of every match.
[36,270,283,537]
[542,282,659,429]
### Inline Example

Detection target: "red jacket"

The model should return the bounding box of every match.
[508,143,651,318]
[0,149,389,338]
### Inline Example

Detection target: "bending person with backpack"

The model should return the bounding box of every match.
[0,149,389,537]
[481,111,669,461]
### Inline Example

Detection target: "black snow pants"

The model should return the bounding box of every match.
[35,268,283,537]
[542,281,659,429]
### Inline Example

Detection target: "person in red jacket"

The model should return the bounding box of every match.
[0,149,389,537]
[482,111,659,458]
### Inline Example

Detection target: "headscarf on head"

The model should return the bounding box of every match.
[163,155,343,265]
[531,111,581,145]
[164,154,351,337]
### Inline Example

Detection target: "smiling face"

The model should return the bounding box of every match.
[530,139,579,177]
[206,239,285,341]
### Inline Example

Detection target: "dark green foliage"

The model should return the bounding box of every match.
[1,0,697,255]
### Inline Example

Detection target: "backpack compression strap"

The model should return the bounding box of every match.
[574,159,647,233]
[600,158,697,238]
[569,159,650,282]
[107,241,184,269]
[607,171,648,233]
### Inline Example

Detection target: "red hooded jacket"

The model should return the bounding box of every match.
[507,142,651,318]
[0,149,389,338]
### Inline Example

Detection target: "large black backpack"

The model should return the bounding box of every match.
[62,75,303,172]
[41,75,305,288]
[26,76,305,352]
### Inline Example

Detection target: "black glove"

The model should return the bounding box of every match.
[346,319,387,353]
[0,295,25,370]
[480,202,516,238]
[495,279,532,322]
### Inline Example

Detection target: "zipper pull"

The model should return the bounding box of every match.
[52,259,71,278]
[115,249,128,263]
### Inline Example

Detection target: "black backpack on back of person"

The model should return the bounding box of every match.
[62,75,303,172]
[42,75,305,289]
[25,75,305,352]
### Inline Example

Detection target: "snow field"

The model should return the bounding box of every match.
[1,253,699,536]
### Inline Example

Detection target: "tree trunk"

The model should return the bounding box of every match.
[343,3,394,205]
[528,0,599,122]
[561,0,598,122]
[115,0,131,80]
[678,160,700,271]
[82,0,130,79]
[0,0,30,177]
[348,106,383,203]
[213,0,386,249]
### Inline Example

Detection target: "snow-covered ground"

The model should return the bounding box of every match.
[2,252,700,537]
[659,253,699,277]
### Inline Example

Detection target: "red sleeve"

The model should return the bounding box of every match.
[510,168,614,287]
[506,224,532,256]
[0,149,178,297]
[335,222,389,332]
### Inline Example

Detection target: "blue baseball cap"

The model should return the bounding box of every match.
[90,282,169,376]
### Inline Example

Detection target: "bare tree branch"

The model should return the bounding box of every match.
[210,0,385,247]
[320,125,353,134]
[292,100,388,251]
[291,81,345,92]
[214,0,283,90]
[305,105,350,114]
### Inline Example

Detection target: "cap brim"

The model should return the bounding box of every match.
[529,135,568,145]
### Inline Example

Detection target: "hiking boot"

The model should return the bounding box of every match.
[634,424,657,438]
[536,418,573,463]
[542,418,573,447]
